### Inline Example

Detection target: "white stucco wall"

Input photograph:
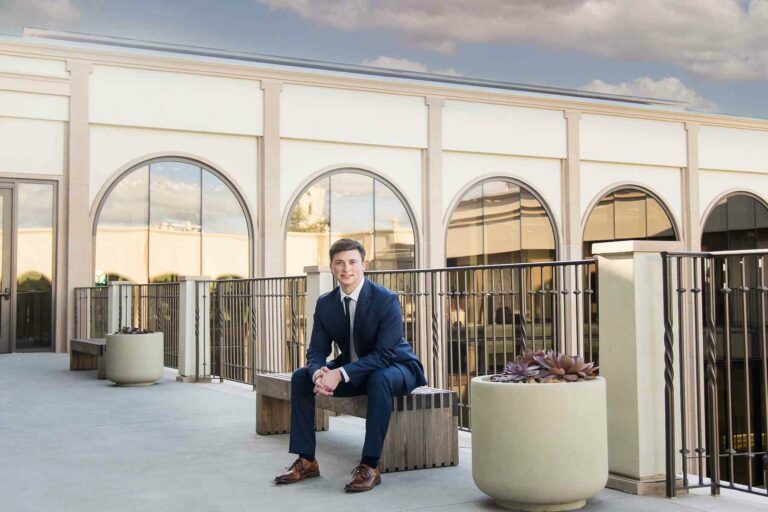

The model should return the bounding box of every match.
[0,54,68,77]
[90,65,263,135]
[89,125,258,218]
[442,151,562,228]
[699,126,768,173]
[0,90,68,121]
[699,169,768,223]
[581,114,686,167]
[580,161,682,234]
[281,84,427,148]
[280,139,423,229]
[0,117,65,175]
[443,100,566,158]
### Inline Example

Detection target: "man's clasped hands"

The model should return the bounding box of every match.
[313,367,343,396]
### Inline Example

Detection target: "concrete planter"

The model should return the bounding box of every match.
[105,332,164,386]
[471,376,608,511]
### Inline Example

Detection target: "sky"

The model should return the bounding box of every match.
[1,0,767,118]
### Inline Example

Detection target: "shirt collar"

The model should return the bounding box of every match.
[340,277,365,303]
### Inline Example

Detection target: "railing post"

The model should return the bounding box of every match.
[592,240,683,495]
[304,266,334,358]
[107,281,131,335]
[176,276,210,383]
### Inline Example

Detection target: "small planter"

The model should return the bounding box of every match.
[471,376,608,512]
[105,332,164,386]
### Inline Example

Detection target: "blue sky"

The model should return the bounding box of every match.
[2,0,767,118]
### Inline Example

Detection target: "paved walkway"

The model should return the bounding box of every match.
[1,353,765,512]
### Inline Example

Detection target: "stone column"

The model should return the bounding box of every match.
[303,265,334,345]
[176,276,211,383]
[593,240,683,495]
[64,59,93,352]
[423,96,445,269]
[260,79,283,277]
[562,110,582,356]
[107,281,132,334]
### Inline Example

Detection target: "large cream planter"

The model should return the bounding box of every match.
[105,332,164,386]
[471,376,607,512]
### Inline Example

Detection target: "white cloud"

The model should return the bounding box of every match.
[258,0,768,81]
[581,77,718,112]
[1,0,82,25]
[361,56,462,76]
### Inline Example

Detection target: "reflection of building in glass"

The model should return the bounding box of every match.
[94,160,251,283]
[285,171,416,275]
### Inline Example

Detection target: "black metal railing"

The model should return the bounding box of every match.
[663,250,768,498]
[73,287,108,340]
[118,283,180,368]
[196,277,307,384]
[368,259,597,429]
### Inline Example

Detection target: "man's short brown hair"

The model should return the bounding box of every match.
[329,238,366,262]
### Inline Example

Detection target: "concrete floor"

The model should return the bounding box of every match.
[1,353,766,512]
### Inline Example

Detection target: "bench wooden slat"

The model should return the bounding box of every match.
[254,372,458,473]
[70,338,107,379]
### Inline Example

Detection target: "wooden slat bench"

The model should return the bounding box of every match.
[255,372,459,473]
[69,338,107,380]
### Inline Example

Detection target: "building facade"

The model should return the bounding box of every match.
[2,29,768,354]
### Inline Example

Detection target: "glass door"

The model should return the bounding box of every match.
[0,187,12,353]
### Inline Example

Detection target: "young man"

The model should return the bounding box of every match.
[274,238,427,492]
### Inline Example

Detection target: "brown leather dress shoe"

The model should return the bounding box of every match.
[344,464,381,492]
[274,457,320,484]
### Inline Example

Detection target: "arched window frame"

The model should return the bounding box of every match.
[581,184,680,255]
[701,191,768,251]
[443,175,561,264]
[282,167,420,272]
[92,156,255,283]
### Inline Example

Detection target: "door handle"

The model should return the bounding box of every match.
[0,288,9,300]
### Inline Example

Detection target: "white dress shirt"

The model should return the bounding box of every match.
[313,278,365,384]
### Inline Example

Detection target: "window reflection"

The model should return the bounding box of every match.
[583,188,675,257]
[95,160,251,284]
[149,162,201,282]
[702,194,768,251]
[285,171,416,274]
[16,183,55,350]
[446,179,556,267]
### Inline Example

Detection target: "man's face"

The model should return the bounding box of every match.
[330,249,365,291]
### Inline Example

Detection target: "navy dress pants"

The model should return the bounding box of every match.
[288,365,407,459]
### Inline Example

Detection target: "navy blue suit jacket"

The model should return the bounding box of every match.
[305,278,427,393]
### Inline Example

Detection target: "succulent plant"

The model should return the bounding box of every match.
[488,349,598,383]
[115,326,154,335]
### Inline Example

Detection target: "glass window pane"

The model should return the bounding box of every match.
[520,188,555,262]
[149,162,202,282]
[646,197,675,239]
[702,198,728,251]
[16,183,54,350]
[95,166,149,283]
[374,180,415,270]
[614,189,647,239]
[330,173,374,264]
[202,171,249,279]
[584,195,614,243]
[286,177,330,275]
[483,181,521,264]
[446,184,484,266]
[757,200,768,249]
[727,194,756,250]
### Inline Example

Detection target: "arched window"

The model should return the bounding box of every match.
[583,187,676,257]
[94,159,252,284]
[285,170,416,274]
[446,179,556,266]
[702,193,768,251]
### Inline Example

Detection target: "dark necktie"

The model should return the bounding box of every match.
[344,296,357,362]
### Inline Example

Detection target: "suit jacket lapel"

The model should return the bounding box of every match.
[330,287,349,347]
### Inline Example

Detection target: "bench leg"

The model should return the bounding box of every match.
[256,395,331,435]
[96,355,106,380]
[70,351,97,371]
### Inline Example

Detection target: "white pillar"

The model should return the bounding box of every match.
[107,281,132,334]
[176,276,211,383]
[593,240,682,495]
[303,266,334,347]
